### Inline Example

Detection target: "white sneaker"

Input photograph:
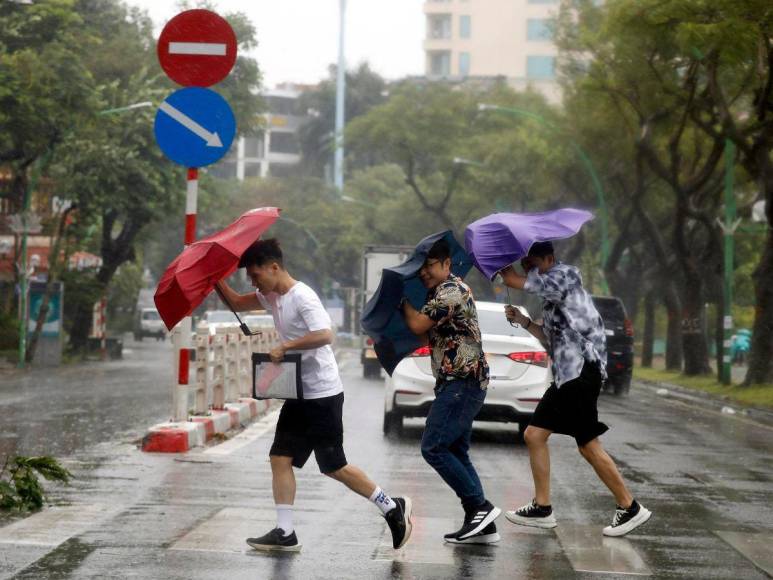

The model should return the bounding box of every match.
[505,499,557,529]
[603,501,652,537]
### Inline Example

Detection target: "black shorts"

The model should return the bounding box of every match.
[529,361,609,447]
[269,392,348,473]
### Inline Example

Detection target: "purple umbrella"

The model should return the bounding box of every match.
[465,209,594,280]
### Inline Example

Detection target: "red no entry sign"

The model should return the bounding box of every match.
[157,9,237,87]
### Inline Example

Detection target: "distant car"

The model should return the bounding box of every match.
[592,295,634,395]
[196,310,240,336]
[134,307,165,341]
[243,313,275,332]
[383,301,552,438]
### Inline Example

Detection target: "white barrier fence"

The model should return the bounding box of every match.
[171,326,281,422]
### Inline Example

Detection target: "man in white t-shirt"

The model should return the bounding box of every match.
[217,238,412,553]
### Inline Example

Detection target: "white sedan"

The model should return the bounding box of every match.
[383,301,551,437]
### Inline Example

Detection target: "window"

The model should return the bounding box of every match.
[526,55,555,79]
[427,14,452,39]
[429,51,451,76]
[243,136,263,158]
[527,19,553,41]
[459,15,471,38]
[459,52,470,76]
[269,132,299,154]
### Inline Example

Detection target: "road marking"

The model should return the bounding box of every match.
[555,524,651,576]
[0,504,114,547]
[168,42,227,56]
[715,531,773,577]
[170,507,274,553]
[202,409,279,456]
[158,101,223,147]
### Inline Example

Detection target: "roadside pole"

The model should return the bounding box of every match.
[720,139,740,385]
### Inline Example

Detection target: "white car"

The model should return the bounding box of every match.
[383,301,551,436]
[243,313,275,331]
[196,310,240,336]
[135,307,166,341]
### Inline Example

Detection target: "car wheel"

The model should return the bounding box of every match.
[613,376,631,396]
[364,361,381,379]
[383,409,403,436]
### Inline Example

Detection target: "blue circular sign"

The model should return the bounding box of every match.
[154,87,236,167]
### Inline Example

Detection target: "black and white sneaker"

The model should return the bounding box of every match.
[603,500,652,537]
[246,528,302,552]
[505,499,557,529]
[384,496,413,549]
[445,522,500,545]
[444,501,501,543]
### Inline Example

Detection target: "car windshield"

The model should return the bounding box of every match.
[593,298,625,321]
[478,309,532,338]
[142,310,160,320]
[206,311,235,323]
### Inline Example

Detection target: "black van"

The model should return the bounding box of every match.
[591,296,634,395]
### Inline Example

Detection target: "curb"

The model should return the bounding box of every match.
[142,397,275,453]
[635,378,773,427]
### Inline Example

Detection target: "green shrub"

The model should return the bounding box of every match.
[0,455,72,511]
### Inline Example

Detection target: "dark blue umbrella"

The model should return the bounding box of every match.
[361,230,473,376]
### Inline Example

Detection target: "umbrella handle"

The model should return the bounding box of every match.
[214,284,263,337]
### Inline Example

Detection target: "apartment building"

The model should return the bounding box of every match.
[423,0,561,102]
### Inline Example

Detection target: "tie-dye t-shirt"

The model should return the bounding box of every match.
[523,262,607,388]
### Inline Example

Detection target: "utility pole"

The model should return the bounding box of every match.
[719,139,740,385]
[334,0,346,192]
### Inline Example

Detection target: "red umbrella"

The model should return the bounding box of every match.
[154,207,281,330]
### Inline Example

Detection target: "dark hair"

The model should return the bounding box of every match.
[528,241,555,258]
[427,238,451,262]
[239,238,284,268]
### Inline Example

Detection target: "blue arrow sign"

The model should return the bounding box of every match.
[154,87,236,167]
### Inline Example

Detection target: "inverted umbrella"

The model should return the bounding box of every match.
[361,230,473,376]
[465,208,594,280]
[154,207,281,331]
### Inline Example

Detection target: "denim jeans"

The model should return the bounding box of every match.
[420,376,487,511]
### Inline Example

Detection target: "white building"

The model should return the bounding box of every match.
[423,0,561,102]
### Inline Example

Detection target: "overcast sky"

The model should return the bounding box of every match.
[126,0,426,87]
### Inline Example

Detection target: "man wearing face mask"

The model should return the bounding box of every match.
[498,241,652,537]
[217,238,412,553]
[400,239,501,545]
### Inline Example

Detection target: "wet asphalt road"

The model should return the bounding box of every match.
[1,347,772,579]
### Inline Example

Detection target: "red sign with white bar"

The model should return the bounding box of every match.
[157,9,237,87]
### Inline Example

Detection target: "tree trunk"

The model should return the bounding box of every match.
[744,226,773,384]
[681,265,711,376]
[663,284,683,371]
[641,290,655,368]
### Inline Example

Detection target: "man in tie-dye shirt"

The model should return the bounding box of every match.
[498,241,652,538]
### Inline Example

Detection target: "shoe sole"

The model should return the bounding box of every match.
[396,496,413,549]
[603,508,652,537]
[445,532,501,545]
[505,511,557,529]
[246,540,302,552]
[458,507,502,540]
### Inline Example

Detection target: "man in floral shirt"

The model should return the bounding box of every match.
[499,241,652,538]
[400,239,501,545]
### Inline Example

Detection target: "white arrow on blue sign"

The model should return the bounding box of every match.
[154,87,236,168]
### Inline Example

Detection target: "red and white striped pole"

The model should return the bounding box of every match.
[173,168,198,422]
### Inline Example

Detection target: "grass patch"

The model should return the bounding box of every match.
[634,367,773,410]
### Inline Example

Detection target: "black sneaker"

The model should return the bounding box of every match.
[603,500,652,537]
[505,499,557,529]
[384,496,413,549]
[445,521,500,544]
[444,500,501,542]
[246,528,302,552]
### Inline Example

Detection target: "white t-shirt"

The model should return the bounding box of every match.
[256,282,343,400]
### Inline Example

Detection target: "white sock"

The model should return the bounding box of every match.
[276,504,294,535]
[369,486,397,515]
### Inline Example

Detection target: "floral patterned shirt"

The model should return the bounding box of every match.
[420,274,490,389]
[523,262,607,388]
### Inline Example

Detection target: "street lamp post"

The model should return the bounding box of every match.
[16,101,154,368]
[478,103,611,294]
[333,0,346,193]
